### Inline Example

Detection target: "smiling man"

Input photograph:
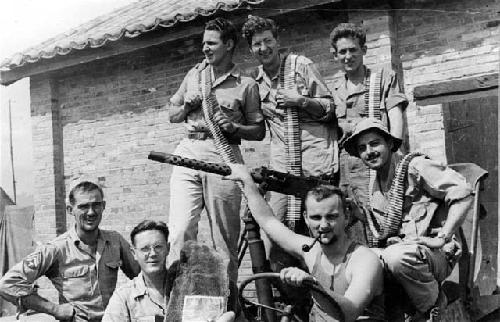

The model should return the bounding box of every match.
[241,16,338,315]
[226,164,385,322]
[343,118,474,321]
[0,181,140,321]
[167,17,265,312]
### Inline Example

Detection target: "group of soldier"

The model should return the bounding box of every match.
[0,14,474,322]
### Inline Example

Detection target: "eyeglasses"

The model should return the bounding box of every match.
[136,244,167,255]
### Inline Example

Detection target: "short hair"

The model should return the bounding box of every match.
[130,220,170,246]
[68,181,104,205]
[330,23,366,51]
[241,15,278,46]
[305,185,347,213]
[205,17,238,48]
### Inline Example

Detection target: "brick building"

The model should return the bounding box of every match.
[1,0,498,314]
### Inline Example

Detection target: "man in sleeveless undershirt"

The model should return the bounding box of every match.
[226,165,385,322]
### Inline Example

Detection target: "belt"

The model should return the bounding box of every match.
[187,132,212,140]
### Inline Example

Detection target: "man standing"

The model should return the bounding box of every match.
[241,12,337,265]
[0,181,140,321]
[167,17,265,309]
[330,23,408,213]
[103,220,235,322]
[343,118,474,321]
[226,164,385,321]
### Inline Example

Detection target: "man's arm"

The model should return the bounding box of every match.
[383,69,408,141]
[409,157,474,249]
[0,246,74,320]
[119,235,140,279]
[276,60,335,121]
[168,69,201,123]
[21,294,75,321]
[388,104,405,140]
[214,82,266,141]
[225,164,311,259]
[342,247,384,322]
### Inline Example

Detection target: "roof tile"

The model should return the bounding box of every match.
[1,0,265,70]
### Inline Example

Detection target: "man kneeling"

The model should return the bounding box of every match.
[226,167,385,321]
[103,220,234,322]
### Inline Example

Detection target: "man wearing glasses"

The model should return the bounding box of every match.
[103,220,235,322]
[0,181,140,321]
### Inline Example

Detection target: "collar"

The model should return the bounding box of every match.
[132,272,148,299]
[212,64,240,87]
[255,52,288,83]
[131,272,169,300]
[333,65,369,91]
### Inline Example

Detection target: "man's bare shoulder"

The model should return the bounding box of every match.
[350,244,381,268]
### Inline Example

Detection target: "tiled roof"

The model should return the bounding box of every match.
[1,0,265,70]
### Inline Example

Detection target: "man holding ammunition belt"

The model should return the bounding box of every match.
[344,118,474,321]
[167,17,265,311]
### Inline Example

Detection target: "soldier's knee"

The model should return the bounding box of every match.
[381,244,412,275]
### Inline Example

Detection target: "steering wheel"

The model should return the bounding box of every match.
[238,272,345,322]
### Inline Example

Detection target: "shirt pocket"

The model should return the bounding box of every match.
[62,266,91,301]
[102,260,122,292]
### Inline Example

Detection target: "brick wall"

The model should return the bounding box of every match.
[395,0,500,160]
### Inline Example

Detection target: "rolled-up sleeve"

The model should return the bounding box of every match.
[299,60,335,122]
[242,81,264,124]
[410,157,473,206]
[119,235,140,279]
[0,246,58,303]
[382,69,408,111]
[170,68,197,106]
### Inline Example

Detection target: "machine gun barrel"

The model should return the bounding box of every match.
[148,151,334,198]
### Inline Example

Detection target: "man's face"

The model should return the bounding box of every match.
[333,36,366,73]
[132,230,169,275]
[356,131,393,170]
[68,189,105,234]
[250,30,279,66]
[202,30,233,67]
[305,195,347,245]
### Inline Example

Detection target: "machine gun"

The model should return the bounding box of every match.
[148,151,337,321]
[148,151,335,199]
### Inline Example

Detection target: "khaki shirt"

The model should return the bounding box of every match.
[253,55,338,176]
[103,273,168,322]
[0,227,140,321]
[333,66,408,136]
[170,61,264,133]
[370,155,473,240]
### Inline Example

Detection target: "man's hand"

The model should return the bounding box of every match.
[54,303,75,321]
[407,236,446,249]
[224,164,253,184]
[276,89,303,109]
[213,111,237,134]
[280,267,315,287]
[208,311,235,322]
[184,92,202,112]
